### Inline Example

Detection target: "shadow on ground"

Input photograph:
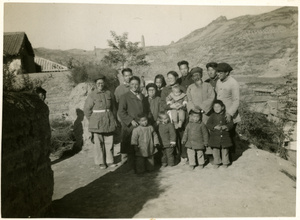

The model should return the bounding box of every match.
[46,164,165,218]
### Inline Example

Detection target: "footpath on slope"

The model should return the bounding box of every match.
[47,141,296,218]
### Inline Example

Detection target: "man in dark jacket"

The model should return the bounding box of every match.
[177,60,194,90]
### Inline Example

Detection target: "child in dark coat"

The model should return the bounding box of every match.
[157,112,176,167]
[131,113,160,174]
[182,110,209,170]
[206,100,234,168]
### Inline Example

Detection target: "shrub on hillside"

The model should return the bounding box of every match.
[67,60,119,91]
[237,101,288,159]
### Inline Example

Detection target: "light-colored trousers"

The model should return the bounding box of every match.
[93,133,114,165]
[212,147,230,165]
[187,148,205,166]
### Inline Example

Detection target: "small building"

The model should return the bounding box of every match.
[3,32,37,74]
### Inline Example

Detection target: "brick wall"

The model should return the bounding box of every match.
[1,92,53,217]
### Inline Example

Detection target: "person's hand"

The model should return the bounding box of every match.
[170,103,177,109]
[131,120,139,127]
[221,125,228,131]
[214,125,222,130]
[175,103,183,110]
[225,113,232,123]
[170,143,176,147]
[181,141,186,145]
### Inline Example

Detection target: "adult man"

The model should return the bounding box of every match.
[215,63,241,157]
[177,60,194,90]
[114,68,133,104]
[205,62,219,89]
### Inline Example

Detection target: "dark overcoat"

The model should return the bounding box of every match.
[118,91,150,153]
[206,112,234,148]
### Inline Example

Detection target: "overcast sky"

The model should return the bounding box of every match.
[3,2,285,50]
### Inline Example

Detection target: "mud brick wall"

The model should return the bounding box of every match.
[27,71,74,120]
[1,92,53,217]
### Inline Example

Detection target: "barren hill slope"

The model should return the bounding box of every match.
[34,6,298,79]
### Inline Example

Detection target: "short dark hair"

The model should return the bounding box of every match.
[206,62,218,70]
[122,68,133,75]
[154,74,167,87]
[137,113,148,120]
[34,86,46,95]
[167,71,179,78]
[189,110,202,117]
[146,83,157,91]
[213,99,226,109]
[177,60,189,68]
[129,76,141,84]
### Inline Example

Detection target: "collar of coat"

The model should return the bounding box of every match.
[129,90,144,100]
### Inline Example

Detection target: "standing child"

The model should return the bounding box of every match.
[146,83,161,126]
[154,74,167,97]
[166,84,188,128]
[131,113,160,174]
[206,100,234,168]
[182,110,209,170]
[157,112,176,167]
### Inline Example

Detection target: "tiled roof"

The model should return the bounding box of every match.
[3,32,34,56]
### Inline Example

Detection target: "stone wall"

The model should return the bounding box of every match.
[26,71,74,120]
[2,92,53,217]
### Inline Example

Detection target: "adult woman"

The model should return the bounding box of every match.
[186,67,215,124]
[83,74,118,169]
[160,71,187,165]
[154,74,167,97]
[118,76,150,172]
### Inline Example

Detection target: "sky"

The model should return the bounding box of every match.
[2,2,289,50]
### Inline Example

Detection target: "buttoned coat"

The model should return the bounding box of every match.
[118,91,151,153]
[206,112,234,148]
[83,89,117,133]
[182,121,209,150]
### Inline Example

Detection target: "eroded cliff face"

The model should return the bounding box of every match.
[2,92,53,217]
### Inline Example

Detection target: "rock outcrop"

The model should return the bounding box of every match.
[2,92,53,217]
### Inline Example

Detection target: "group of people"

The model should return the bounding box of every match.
[83,60,240,174]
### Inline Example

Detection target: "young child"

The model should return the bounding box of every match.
[157,112,176,167]
[154,74,167,97]
[166,84,188,128]
[131,113,160,174]
[206,100,234,169]
[146,83,161,126]
[182,110,209,170]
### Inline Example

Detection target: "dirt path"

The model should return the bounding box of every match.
[48,146,296,218]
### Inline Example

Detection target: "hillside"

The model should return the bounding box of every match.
[34,6,298,80]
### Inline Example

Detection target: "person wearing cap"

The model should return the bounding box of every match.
[215,63,240,124]
[215,63,241,157]
[177,60,194,89]
[186,67,215,124]
[84,74,118,169]
[205,62,219,89]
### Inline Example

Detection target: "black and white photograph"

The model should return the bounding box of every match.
[1,0,298,218]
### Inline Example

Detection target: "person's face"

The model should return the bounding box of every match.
[130,79,140,92]
[172,87,181,96]
[38,93,45,101]
[207,67,217,79]
[139,117,148,127]
[160,115,169,124]
[179,64,189,76]
[147,87,156,98]
[217,71,229,81]
[123,71,133,83]
[167,74,177,85]
[190,113,201,123]
[213,103,224,114]
[155,78,163,89]
[96,79,105,91]
[192,72,202,82]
